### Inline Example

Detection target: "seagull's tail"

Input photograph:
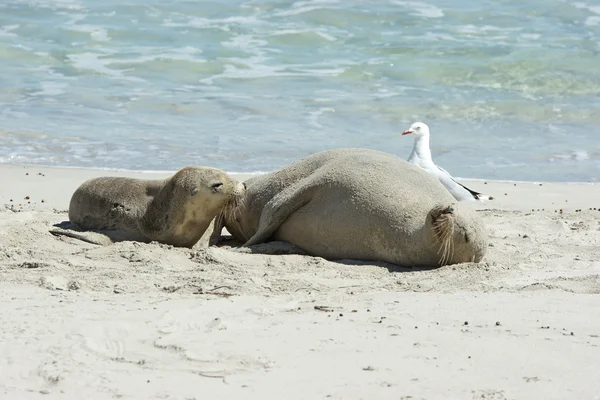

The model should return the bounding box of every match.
[474,193,494,201]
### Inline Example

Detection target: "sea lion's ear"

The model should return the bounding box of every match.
[191,188,199,196]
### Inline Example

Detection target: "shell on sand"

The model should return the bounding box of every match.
[217,148,488,267]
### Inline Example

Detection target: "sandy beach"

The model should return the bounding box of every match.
[1,163,599,400]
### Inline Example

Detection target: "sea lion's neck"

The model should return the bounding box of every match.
[409,135,433,165]
[142,179,177,235]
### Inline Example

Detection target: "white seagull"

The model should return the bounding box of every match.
[402,122,493,202]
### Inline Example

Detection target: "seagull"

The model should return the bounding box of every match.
[402,122,493,202]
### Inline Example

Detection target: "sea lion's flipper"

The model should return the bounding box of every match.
[243,181,316,247]
[49,226,114,246]
[49,221,149,246]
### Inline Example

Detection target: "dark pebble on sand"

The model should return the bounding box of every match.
[339,313,343,317]
[484,182,487,185]
[25,173,29,176]
[495,321,501,326]
[9,199,12,202]
[504,193,507,196]
[25,196,30,200]
[539,183,543,186]
[41,199,45,203]
[463,321,469,326]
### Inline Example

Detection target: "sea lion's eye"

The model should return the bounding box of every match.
[211,182,223,192]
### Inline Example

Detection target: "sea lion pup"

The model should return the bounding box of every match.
[52,167,245,248]
[216,148,488,267]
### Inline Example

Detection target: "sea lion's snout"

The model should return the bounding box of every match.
[430,203,488,266]
[235,181,247,196]
[441,205,454,215]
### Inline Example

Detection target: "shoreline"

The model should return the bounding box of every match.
[1,161,597,185]
[1,162,598,213]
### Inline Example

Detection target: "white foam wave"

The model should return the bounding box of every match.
[306,107,335,129]
[0,24,19,37]
[28,0,84,11]
[106,47,205,65]
[200,63,345,83]
[222,35,269,49]
[585,16,600,26]
[269,29,338,42]
[274,0,340,17]
[549,151,591,162]
[66,52,145,82]
[572,2,600,14]
[163,15,267,31]
[30,81,69,97]
[64,23,110,41]
[521,33,542,40]
[274,6,327,17]
[393,1,444,18]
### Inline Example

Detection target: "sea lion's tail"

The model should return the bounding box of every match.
[431,205,456,266]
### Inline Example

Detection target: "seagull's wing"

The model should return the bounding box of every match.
[435,165,489,201]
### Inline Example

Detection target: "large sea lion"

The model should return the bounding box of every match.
[215,148,488,267]
[51,167,245,248]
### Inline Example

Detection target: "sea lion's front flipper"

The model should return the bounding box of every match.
[243,180,316,247]
[207,214,225,247]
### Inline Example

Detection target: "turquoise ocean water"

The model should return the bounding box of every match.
[1,0,599,181]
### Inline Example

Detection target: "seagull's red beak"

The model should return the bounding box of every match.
[402,130,413,135]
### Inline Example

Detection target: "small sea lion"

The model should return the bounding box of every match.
[215,148,487,267]
[52,167,245,248]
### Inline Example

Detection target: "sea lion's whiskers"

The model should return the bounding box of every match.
[431,205,455,266]
[222,189,246,222]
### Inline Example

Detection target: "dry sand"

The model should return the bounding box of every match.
[1,163,599,399]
